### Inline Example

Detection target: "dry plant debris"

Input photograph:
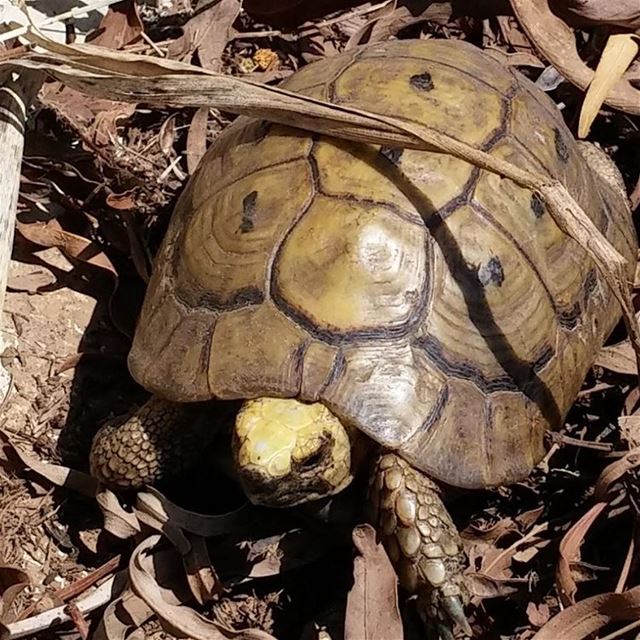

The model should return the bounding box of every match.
[0,1,639,639]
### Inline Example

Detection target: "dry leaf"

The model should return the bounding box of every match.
[135,487,252,537]
[16,219,117,276]
[596,339,637,374]
[186,107,210,175]
[129,535,276,640]
[96,487,141,539]
[532,585,640,639]
[551,0,640,29]
[0,566,30,625]
[168,0,240,72]
[105,190,136,210]
[0,428,98,497]
[6,266,56,293]
[526,602,550,628]
[182,532,222,605]
[39,82,135,149]
[465,573,520,599]
[594,447,640,501]
[93,590,153,640]
[511,0,640,115]
[619,416,640,447]
[578,33,640,137]
[556,502,607,606]
[87,0,144,50]
[345,524,403,640]
[158,113,178,157]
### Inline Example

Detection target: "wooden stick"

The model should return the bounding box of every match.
[0,68,43,401]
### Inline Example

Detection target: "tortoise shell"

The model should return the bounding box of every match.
[129,39,637,489]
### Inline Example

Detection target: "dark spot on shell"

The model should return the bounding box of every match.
[477,256,504,287]
[531,194,545,218]
[380,146,404,165]
[410,72,434,91]
[240,191,258,233]
[554,128,569,163]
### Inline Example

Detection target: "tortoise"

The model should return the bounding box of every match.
[89,39,637,636]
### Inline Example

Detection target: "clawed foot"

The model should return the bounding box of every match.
[369,453,471,638]
[421,591,471,639]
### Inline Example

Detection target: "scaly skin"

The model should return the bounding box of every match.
[89,398,211,487]
[370,453,470,637]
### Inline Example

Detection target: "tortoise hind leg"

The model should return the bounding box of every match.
[369,453,470,638]
[90,397,213,488]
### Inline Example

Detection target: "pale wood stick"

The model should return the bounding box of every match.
[0,68,43,401]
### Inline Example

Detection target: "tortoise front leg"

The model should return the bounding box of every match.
[369,453,471,639]
[90,397,213,488]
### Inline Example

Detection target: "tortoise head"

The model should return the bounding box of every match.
[232,397,356,507]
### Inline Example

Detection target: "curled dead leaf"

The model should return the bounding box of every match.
[526,601,550,628]
[511,0,640,115]
[550,0,640,30]
[96,487,141,539]
[129,535,276,640]
[0,428,98,497]
[93,589,153,640]
[0,566,30,625]
[594,447,640,501]
[532,585,640,639]
[186,107,210,175]
[556,502,607,606]
[135,487,252,538]
[345,524,403,640]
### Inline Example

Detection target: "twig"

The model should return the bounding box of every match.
[65,603,90,640]
[597,618,640,640]
[54,554,122,601]
[2,573,125,639]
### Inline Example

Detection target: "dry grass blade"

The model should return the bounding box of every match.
[578,33,640,138]
[5,28,639,376]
